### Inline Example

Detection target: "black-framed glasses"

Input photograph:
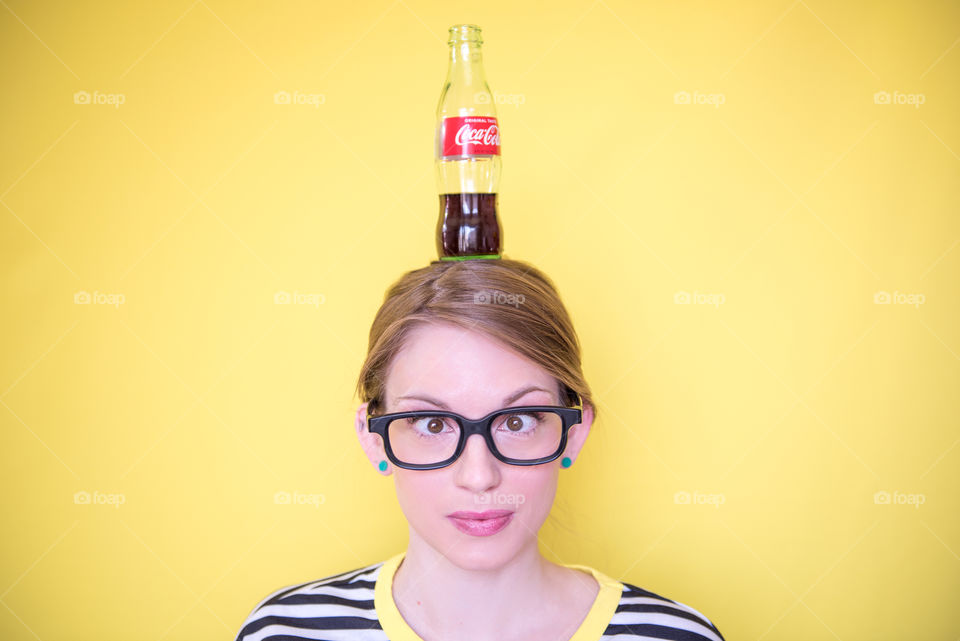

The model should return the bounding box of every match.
[367,392,583,470]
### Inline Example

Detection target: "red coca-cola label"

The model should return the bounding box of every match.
[440,116,501,157]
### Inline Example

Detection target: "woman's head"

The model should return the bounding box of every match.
[354,258,596,569]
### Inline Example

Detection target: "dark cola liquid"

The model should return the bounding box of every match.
[437,193,501,258]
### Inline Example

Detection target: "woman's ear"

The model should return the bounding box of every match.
[561,401,594,464]
[356,402,391,475]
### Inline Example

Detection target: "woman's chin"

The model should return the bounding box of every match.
[427,526,533,571]
[443,546,516,571]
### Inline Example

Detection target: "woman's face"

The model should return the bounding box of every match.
[356,322,594,571]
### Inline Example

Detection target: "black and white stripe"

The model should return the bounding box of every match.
[235,563,725,641]
[235,562,389,641]
[600,583,725,640]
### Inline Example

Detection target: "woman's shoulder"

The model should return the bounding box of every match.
[233,559,389,641]
[603,579,726,641]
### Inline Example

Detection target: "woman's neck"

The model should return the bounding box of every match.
[391,531,598,641]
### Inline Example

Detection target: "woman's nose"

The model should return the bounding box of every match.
[453,433,501,489]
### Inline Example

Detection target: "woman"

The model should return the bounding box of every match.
[235,258,725,641]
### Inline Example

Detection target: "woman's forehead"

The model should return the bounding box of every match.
[384,326,560,405]
[392,326,544,374]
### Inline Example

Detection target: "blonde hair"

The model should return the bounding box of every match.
[355,258,596,421]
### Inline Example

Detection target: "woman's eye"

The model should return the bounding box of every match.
[498,412,543,433]
[407,416,454,436]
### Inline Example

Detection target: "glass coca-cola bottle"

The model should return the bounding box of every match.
[435,24,502,260]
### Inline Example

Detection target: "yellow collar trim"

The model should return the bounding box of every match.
[374,551,623,641]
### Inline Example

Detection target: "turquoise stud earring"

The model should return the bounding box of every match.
[561,456,572,468]
[378,460,388,472]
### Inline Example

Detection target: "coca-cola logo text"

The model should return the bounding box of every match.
[454,123,500,147]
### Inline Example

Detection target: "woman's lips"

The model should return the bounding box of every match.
[446,510,514,537]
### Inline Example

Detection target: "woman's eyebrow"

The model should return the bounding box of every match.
[395,385,554,409]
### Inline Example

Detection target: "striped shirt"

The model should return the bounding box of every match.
[235,551,725,641]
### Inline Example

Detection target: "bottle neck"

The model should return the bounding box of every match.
[446,43,486,81]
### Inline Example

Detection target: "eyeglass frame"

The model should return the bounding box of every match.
[366,391,584,470]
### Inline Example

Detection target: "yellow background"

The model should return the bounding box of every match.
[1,1,958,639]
